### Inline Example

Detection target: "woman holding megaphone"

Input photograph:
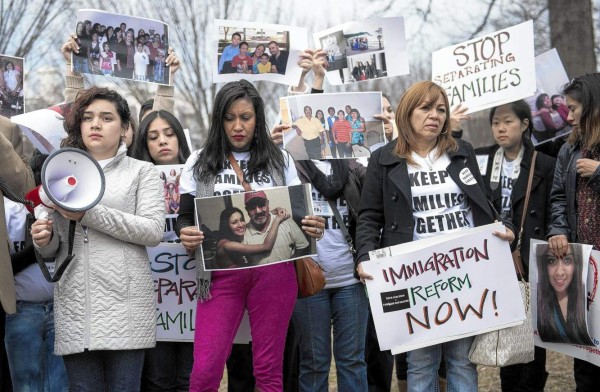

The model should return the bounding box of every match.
[31,86,165,391]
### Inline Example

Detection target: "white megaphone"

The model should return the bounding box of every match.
[26,148,105,218]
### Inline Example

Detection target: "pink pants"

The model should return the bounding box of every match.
[189,262,297,392]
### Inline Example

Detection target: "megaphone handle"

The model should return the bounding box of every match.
[35,220,77,283]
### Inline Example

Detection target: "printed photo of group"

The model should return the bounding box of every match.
[73,9,170,85]
[216,25,289,76]
[195,185,316,271]
[314,17,408,86]
[0,54,24,116]
[280,92,383,160]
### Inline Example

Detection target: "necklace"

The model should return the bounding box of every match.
[423,150,435,171]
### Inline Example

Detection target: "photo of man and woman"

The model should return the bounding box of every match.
[280,92,383,160]
[534,242,595,346]
[73,9,170,84]
[0,54,24,116]
[195,185,316,271]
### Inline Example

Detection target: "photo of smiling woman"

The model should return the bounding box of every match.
[536,243,593,345]
[214,206,288,268]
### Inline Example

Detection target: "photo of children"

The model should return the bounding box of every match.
[73,9,170,85]
[318,30,346,72]
[195,185,316,271]
[159,165,184,216]
[214,19,308,85]
[280,92,383,160]
[314,17,408,85]
[527,49,572,146]
[216,26,289,75]
[0,54,24,116]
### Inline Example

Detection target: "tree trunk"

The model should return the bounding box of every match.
[548,0,596,78]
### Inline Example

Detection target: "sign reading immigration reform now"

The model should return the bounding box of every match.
[363,223,526,354]
[431,20,535,113]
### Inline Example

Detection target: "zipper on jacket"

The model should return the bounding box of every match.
[83,225,91,348]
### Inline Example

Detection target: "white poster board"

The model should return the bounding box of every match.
[530,240,600,365]
[313,17,409,85]
[363,223,526,354]
[432,20,536,113]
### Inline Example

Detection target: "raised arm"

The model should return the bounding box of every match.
[218,214,285,256]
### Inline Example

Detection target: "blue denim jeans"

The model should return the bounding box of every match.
[292,282,369,392]
[407,337,477,392]
[4,300,68,392]
[62,348,145,392]
[141,341,194,392]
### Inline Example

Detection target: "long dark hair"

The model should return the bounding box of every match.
[132,110,191,164]
[218,207,246,242]
[62,86,130,150]
[536,244,592,344]
[193,80,285,182]
[562,73,600,149]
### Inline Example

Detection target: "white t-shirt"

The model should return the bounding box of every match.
[4,198,54,301]
[134,51,149,77]
[500,159,516,213]
[310,160,359,288]
[408,150,474,241]
[179,149,300,196]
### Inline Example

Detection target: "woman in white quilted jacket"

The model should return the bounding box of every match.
[31,86,165,391]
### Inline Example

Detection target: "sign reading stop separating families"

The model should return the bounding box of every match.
[363,223,526,354]
[432,20,536,113]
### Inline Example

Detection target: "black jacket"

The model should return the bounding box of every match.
[548,141,600,242]
[475,140,556,273]
[356,139,515,265]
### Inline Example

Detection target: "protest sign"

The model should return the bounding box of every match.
[432,20,535,113]
[74,10,171,85]
[526,49,572,145]
[279,92,383,160]
[213,19,307,85]
[156,164,185,242]
[195,184,316,271]
[313,17,409,85]
[530,240,600,365]
[11,102,71,153]
[362,223,526,354]
[0,54,24,116]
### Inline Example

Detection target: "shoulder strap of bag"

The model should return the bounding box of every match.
[228,153,253,192]
[516,151,537,251]
[327,199,355,254]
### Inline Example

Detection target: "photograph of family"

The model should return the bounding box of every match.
[73,9,170,85]
[313,17,408,85]
[195,185,316,271]
[213,19,307,85]
[280,92,383,160]
[0,54,24,117]
[534,242,595,346]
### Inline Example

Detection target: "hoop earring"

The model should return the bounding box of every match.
[440,129,448,135]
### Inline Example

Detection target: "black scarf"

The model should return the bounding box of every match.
[296,159,349,200]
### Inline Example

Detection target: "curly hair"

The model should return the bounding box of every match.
[61,86,130,151]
